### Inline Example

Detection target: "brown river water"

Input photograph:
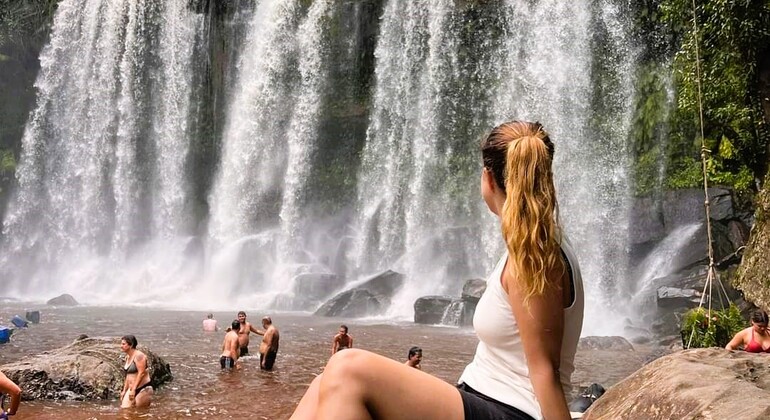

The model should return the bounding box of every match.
[0,303,661,419]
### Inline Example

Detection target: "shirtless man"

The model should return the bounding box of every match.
[257,316,280,371]
[405,346,422,370]
[331,324,353,355]
[203,313,218,332]
[236,311,260,356]
[220,320,241,370]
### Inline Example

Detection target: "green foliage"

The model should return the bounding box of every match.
[630,62,673,195]
[681,303,745,348]
[658,0,770,196]
[0,148,15,174]
[0,0,58,51]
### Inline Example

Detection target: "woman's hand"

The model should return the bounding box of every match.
[128,389,135,400]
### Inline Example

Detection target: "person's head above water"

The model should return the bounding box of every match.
[480,120,561,305]
[262,316,272,328]
[207,313,214,319]
[231,320,241,331]
[237,311,246,323]
[408,346,422,359]
[339,325,348,335]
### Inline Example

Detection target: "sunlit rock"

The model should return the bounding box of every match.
[0,336,172,400]
[584,348,770,419]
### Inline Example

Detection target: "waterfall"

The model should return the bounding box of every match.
[2,0,639,335]
[351,0,638,331]
[1,0,203,301]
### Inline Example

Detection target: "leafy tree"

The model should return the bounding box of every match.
[659,0,770,199]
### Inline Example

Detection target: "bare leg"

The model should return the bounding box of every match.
[292,349,464,420]
[290,374,323,420]
[134,387,153,408]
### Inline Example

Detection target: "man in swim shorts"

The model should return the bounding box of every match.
[236,311,260,356]
[257,316,280,370]
[220,320,241,370]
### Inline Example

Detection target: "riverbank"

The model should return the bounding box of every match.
[0,303,663,419]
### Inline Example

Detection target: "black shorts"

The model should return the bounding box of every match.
[220,356,235,369]
[239,346,249,356]
[260,350,277,370]
[456,382,535,420]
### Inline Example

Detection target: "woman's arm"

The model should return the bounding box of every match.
[0,372,21,415]
[506,264,571,420]
[331,337,338,355]
[725,328,747,350]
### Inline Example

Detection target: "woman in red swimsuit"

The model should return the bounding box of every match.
[725,310,770,353]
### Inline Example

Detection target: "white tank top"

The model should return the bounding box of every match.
[458,236,584,419]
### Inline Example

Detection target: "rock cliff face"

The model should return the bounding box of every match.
[735,177,770,309]
[0,336,172,400]
[584,348,770,419]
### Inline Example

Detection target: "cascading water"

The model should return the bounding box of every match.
[3,0,640,335]
[1,0,203,302]
[352,0,637,332]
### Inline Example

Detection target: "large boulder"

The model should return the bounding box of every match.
[271,272,345,311]
[315,270,404,317]
[0,336,172,400]
[414,296,453,324]
[584,348,770,419]
[46,294,79,306]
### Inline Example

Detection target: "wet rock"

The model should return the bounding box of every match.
[656,286,701,309]
[315,270,404,317]
[293,272,345,300]
[414,296,453,324]
[584,348,770,419]
[727,219,750,250]
[577,336,634,352]
[461,279,486,303]
[46,294,78,306]
[0,337,171,401]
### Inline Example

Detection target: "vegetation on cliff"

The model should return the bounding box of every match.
[631,0,770,202]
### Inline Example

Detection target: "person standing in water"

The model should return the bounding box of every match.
[203,313,219,332]
[0,371,21,417]
[331,325,353,355]
[290,121,584,420]
[405,346,422,370]
[236,311,260,356]
[120,335,153,408]
[220,320,241,370]
[257,316,280,370]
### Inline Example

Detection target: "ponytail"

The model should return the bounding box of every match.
[482,121,562,305]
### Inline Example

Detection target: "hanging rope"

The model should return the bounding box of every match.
[685,0,733,349]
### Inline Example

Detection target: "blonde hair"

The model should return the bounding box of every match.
[481,121,562,304]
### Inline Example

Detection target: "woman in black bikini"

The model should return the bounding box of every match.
[120,335,153,408]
